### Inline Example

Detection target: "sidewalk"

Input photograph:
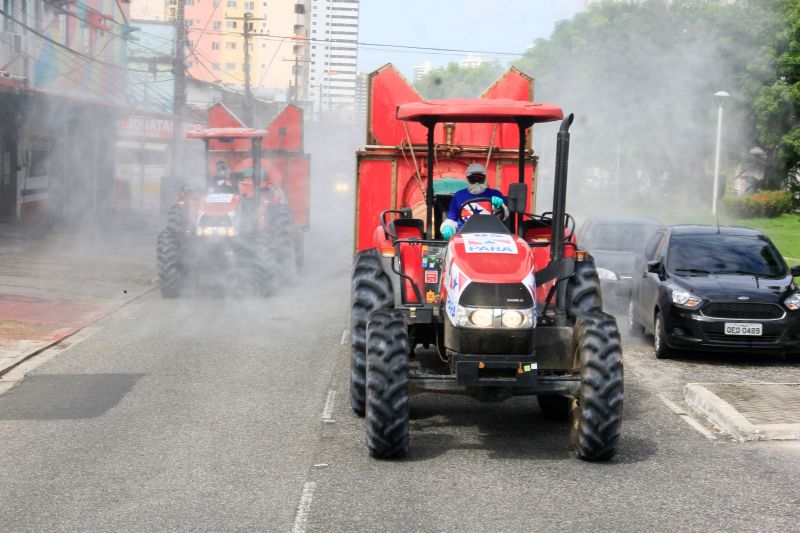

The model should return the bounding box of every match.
[0,219,156,375]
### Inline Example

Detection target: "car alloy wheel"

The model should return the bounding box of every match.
[653,313,671,359]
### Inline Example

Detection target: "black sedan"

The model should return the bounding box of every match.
[576,215,664,311]
[628,225,800,358]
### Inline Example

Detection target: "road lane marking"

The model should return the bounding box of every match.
[340,329,348,345]
[292,481,316,533]
[322,390,336,423]
[658,394,716,440]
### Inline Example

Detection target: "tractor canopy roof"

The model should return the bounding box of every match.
[396,98,563,125]
[186,127,268,140]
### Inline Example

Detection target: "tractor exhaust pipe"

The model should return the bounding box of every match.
[551,114,574,262]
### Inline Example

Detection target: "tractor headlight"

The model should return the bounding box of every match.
[784,292,800,311]
[597,267,618,281]
[455,305,534,329]
[501,310,527,328]
[671,289,702,309]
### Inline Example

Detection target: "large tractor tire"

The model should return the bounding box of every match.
[365,309,410,459]
[349,249,393,417]
[565,257,603,323]
[166,204,187,232]
[570,312,624,462]
[157,229,183,298]
[269,204,299,285]
[253,229,278,297]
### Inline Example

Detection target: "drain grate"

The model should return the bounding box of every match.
[704,383,800,425]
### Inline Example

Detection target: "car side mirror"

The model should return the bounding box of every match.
[506,183,528,214]
[791,265,800,277]
[647,260,663,274]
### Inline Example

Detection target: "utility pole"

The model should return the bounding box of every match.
[227,12,264,126]
[169,0,187,191]
[282,57,311,102]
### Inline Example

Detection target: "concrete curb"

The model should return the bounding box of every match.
[0,285,155,377]
[684,383,800,442]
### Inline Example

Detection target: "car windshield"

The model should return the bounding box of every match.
[589,224,661,253]
[667,234,787,277]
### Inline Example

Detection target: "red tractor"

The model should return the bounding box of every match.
[157,104,309,297]
[350,65,623,461]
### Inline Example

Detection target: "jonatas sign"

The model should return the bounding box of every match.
[117,117,200,140]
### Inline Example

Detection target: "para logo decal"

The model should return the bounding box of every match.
[462,233,518,255]
[205,193,234,203]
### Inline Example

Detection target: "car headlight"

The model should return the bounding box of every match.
[596,267,618,281]
[671,289,702,309]
[784,292,800,311]
[455,305,534,328]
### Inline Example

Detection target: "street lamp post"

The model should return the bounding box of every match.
[712,91,730,215]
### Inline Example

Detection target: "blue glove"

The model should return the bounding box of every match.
[491,196,504,209]
[442,225,455,239]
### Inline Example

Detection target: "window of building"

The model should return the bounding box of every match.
[213,21,221,30]
[226,0,237,6]
[244,1,254,9]
[294,3,305,14]
[226,42,237,49]
[226,21,237,29]
[212,63,220,70]
[211,42,220,50]
[225,63,236,70]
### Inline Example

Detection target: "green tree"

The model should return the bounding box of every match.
[414,61,505,99]
[513,0,787,207]
[753,0,800,189]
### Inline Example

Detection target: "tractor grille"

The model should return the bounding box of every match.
[701,302,784,320]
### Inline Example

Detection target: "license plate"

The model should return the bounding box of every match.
[724,323,762,336]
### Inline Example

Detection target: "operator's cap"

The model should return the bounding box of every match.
[466,163,487,178]
[216,160,228,168]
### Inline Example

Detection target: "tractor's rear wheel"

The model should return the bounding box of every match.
[350,249,393,417]
[570,312,624,461]
[157,229,183,298]
[253,230,278,296]
[565,258,603,323]
[365,309,410,459]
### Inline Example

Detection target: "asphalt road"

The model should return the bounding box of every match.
[1,231,799,532]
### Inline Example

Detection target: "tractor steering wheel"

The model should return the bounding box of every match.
[455,196,504,225]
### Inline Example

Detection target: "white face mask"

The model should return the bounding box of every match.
[467,181,487,195]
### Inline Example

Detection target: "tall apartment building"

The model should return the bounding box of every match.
[307,0,359,119]
[139,0,309,102]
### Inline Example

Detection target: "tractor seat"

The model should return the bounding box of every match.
[459,214,510,235]
[388,218,424,239]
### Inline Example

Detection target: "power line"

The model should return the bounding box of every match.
[189,30,523,58]
[0,8,155,73]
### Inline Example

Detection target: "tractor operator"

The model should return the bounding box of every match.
[211,160,237,194]
[440,163,507,239]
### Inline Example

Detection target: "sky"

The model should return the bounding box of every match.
[356,0,587,79]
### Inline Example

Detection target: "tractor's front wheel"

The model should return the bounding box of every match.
[157,229,183,298]
[253,230,278,297]
[270,204,299,285]
[365,309,410,459]
[349,249,393,417]
[570,313,624,461]
[565,258,603,323]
